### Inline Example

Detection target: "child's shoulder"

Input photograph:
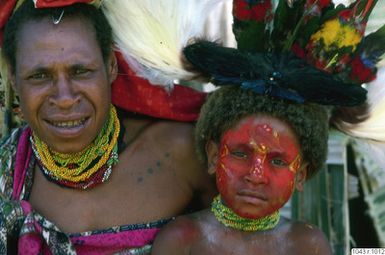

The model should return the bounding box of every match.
[284,218,326,237]
[279,217,332,254]
[151,209,216,254]
[168,209,218,233]
[156,210,213,242]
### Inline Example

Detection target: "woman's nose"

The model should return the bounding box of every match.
[49,75,80,108]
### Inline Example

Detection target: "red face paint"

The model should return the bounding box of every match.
[216,115,302,219]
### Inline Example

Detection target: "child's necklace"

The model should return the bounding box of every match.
[211,195,280,232]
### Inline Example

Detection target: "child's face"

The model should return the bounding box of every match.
[213,115,304,219]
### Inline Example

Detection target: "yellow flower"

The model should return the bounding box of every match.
[310,19,362,51]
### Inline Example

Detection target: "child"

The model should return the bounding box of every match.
[152,0,384,253]
[152,84,333,255]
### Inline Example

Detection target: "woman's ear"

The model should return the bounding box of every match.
[107,51,118,83]
[206,140,218,175]
[295,163,308,192]
[3,63,17,93]
[9,74,17,93]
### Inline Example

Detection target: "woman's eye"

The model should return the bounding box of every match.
[271,158,288,167]
[73,68,89,76]
[29,73,49,80]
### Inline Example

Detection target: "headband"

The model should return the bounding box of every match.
[0,0,100,45]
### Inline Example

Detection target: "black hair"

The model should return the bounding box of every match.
[2,1,113,73]
[195,86,329,179]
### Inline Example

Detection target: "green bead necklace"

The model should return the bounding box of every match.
[211,195,280,232]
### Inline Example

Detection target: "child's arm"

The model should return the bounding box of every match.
[152,216,199,255]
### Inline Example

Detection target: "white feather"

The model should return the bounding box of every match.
[337,67,385,142]
[102,0,221,88]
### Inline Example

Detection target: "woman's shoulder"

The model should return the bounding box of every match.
[121,116,195,152]
[152,121,195,146]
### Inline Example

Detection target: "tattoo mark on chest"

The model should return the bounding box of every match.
[136,152,171,183]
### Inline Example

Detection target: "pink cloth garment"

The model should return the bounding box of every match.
[69,224,163,254]
[10,127,168,254]
[12,127,32,200]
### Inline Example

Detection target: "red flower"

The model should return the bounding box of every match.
[291,43,305,59]
[306,0,331,9]
[349,56,375,83]
[233,0,272,22]
[308,58,329,72]
[339,9,353,22]
[335,54,351,72]
[303,0,332,19]
[337,7,369,36]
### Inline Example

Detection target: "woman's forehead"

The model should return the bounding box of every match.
[15,16,101,68]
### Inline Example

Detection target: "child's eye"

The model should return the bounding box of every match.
[271,158,288,167]
[231,150,248,159]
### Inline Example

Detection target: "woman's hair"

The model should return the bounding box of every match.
[195,86,329,179]
[2,1,113,73]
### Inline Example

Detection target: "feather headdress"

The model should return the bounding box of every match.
[101,0,221,88]
[335,67,385,141]
[184,0,385,106]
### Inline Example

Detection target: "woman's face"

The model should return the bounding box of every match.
[210,115,305,219]
[12,16,117,153]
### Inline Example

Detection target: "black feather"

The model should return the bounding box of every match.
[183,41,367,106]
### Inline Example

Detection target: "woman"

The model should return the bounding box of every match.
[0,1,216,253]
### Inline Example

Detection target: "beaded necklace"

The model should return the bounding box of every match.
[30,105,120,189]
[211,195,280,232]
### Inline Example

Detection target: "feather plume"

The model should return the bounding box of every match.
[232,0,273,52]
[101,0,221,88]
[184,41,367,106]
[335,67,385,142]
[357,23,385,68]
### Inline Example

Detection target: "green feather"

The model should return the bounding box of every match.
[233,19,268,52]
[358,23,385,63]
[350,0,378,21]
[271,0,305,51]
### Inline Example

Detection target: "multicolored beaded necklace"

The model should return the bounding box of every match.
[30,105,120,190]
[211,195,280,232]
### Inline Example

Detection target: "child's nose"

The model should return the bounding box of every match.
[244,158,268,185]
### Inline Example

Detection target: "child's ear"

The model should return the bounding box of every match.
[206,140,218,175]
[295,163,308,192]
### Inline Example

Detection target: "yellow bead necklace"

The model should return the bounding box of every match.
[211,195,280,232]
[31,105,120,184]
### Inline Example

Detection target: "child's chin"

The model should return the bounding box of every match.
[236,207,278,219]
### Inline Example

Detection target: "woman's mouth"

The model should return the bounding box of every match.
[48,117,88,128]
